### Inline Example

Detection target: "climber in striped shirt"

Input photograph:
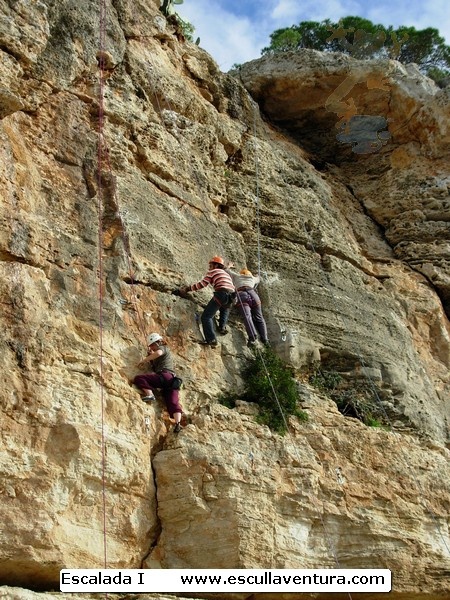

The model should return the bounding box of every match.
[180,256,236,347]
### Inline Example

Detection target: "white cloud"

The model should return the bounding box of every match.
[271,0,301,21]
[360,0,450,43]
[271,0,362,25]
[176,0,268,70]
[175,0,450,72]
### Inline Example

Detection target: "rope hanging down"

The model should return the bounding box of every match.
[105,18,351,578]
[252,104,262,280]
[252,103,449,559]
[97,0,108,571]
[96,0,152,569]
[96,5,160,567]
[246,115,353,598]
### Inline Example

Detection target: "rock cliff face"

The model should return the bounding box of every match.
[0,1,449,599]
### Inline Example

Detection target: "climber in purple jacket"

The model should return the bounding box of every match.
[227,263,270,347]
[133,332,183,433]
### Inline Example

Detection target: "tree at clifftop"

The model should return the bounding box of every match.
[262,17,450,86]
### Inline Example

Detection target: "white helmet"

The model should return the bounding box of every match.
[147,333,162,345]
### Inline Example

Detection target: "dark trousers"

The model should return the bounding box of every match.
[237,289,268,342]
[201,289,231,342]
[133,371,182,417]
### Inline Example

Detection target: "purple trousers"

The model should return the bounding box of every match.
[133,370,182,417]
[237,288,268,342]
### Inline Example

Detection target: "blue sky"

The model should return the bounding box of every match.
[176,0,450,71]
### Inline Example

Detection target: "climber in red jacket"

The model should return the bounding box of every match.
[179,256,236,347]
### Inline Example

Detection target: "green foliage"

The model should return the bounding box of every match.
[297,19,335,50]
[332,388,387,428]
[309,369,388,428]
[261,27,302,54]
[262,17,388,57]
[309,369,342,391]
[176,16,195,42]
[242,347,308,435]
[262,16,450,78]
[393,26,450,70]
[365,417,386,429]
[427,66,450,87]
[217,392,237,409]
[160,0,196,43]
[217,348,308,434]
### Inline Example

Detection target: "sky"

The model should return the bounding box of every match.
[175,0,450,71]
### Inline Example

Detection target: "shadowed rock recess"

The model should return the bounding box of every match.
[0,1,449,599]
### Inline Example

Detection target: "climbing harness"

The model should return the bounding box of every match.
[244,106,355,595]
[157,372,183,390]
[95,2,448,584]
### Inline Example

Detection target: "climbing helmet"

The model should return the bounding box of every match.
[209,256,225,266]
[147,332,162,346]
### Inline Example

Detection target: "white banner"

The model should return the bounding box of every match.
[60,568,391,592]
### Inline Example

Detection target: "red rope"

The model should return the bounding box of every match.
[98,0,108,571]
[96,0,153,572]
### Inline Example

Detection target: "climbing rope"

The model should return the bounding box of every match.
[97,0,108,570]
[251,103,449,558]
[252,104,262,280]
[96,10,163,573]
[96,0,153,572]
[235,298,350,584]
[240,114,353,592]
[133,24,350,575]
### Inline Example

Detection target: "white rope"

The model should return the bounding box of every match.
[252,103,262,279]
[244,113,352,589]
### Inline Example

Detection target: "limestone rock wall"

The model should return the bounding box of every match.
[237,51,450,320]
[0,1,449,598]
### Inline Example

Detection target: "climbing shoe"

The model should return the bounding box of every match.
[198,340,218,347]
[173,423,182,433]
[247,339,257,347]
[217,327,228,335]
[141,393,155,402]
[262,339,270,347]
